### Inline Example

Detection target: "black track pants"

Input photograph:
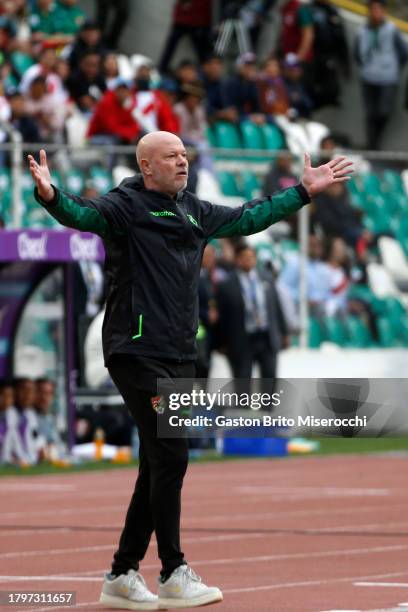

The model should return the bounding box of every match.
[107,354,194,575]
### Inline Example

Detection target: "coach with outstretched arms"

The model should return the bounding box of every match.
[29,131,352,611]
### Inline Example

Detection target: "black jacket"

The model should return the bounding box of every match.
[35,175,308,363]
[216,269,288,362]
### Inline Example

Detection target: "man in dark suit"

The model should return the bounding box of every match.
[217,244,289,395]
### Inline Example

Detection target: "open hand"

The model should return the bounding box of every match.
[28,149,54,203]
[301,153,354,197]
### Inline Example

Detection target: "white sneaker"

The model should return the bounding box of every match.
[158,565,223,609]
[100,569,159,610]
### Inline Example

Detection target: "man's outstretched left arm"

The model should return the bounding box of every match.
[203,154,353,239]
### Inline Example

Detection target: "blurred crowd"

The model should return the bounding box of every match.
[0,377,64,465]
[0,0,406,159]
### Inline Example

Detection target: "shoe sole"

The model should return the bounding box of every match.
[158,591,223,609]
[100,592,161,610]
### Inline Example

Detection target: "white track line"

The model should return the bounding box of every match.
[1,543,408,574]
[355,582,408,588]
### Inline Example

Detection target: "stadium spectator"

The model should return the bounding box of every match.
[174,82,207,147]
[355,0,408,150]
[174,59,200,87]
[217,244,289,393]
[96,0,130,50]
[25,75,67,142]
[7,90,41,143]
[14,377,44,465]
[257,57,290,117]
[87,79,141,144]
[223,52,265,123]
[103,52,120,89]
[34,377,64,460]
[19,48,67,103]
[312,180,372,249]
[66,50,106,114]
[310,0,350,108]
[54,0,86,38]
[201,54,239,123]
[0,14,17,55]
[282,52,314,118]
[157,77,179,111]
[322,237,378,338]
[262,151,298,195]
[278,0,314,64]
[133,65,181,135]
[278,234,332,317]
[67,20,106,71]
[159,0,213,75]
[0,381,27,465]
[29,0,71,47]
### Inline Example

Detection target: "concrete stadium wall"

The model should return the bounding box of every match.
[81,0,408,151]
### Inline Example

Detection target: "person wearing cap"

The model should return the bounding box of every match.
[355,0,408,150]
[223,52,266,124]
[282,52,314,119]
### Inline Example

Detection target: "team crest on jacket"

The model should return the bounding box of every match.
[151,395,166,414]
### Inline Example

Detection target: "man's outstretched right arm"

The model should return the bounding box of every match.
[29,150,122,240]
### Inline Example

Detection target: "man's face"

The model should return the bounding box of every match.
[143,139,189,195]
[36,381,55,414]
[10,95,25,117]
[15,380,35,408]
[82,28,101,47]
[236,248,257,273]
[41,49,56,70]
[369,2,386,25]
[239,62,257,81]
[202,58,223,80]
[80,54,100,79]
[309,236,323,260]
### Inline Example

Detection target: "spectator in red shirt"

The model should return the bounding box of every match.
[159,0,213,74]
[132,64,180,135]
[278,0,314,64]
[87,78,140,144]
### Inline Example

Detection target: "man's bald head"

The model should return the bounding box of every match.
[136,131,189,197]
[136,131,184,167]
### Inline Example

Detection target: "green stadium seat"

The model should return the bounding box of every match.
[361,172,382,197]
[382,170,404,195]
[309,317,324,348]
[323,316,348,346]
[344,316,372,348]
[90,166,113,193]
[217,171,240,196]
[261,123,285,151]
[240,120,264,150]
[205,126,217,148]
[239,170,260,200]
[213,121,242,149]
[377,316,398,347]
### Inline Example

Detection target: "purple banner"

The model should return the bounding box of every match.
[0,230,105,262]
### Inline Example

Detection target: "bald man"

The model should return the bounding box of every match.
[29,132,352,610]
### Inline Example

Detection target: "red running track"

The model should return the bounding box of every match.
[0,454,408,612]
